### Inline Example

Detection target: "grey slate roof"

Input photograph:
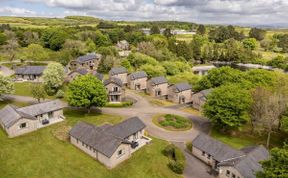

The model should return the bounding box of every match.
[171,83,192,93]
[15,66,46,75]
[69,117,146,158]
[17,100,65,117]
[76,53,101,64]
[0,105,36,128]
[219,146,269,178]
[104,77,123,87]
[94,72,104,81]
[107,117,146,139]
[192,134,244,162]
[149,76,168,86]
[110,67,127,75]
[200,89,213,97]
[69,122,123,158]
[129,71,147,80]
[75,68,88,75]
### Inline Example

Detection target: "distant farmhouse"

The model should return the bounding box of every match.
[109,67,128,85]
[104,77,125,103]
[69,117,151,168]
[128,71,148,91]
[168,83,193,104]
[69,53,102,71]
[147,76,169,99]
[192,65,216,76]
[0,100,65,138]
[15,66,46,82]
[192,134,269,178]
[192,89,213,110]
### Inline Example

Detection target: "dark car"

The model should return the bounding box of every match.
[42,119,50,125]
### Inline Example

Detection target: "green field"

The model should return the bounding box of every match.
[0,109,182,178]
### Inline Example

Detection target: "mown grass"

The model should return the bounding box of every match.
[14,82,56,100]
[0,109,182,178]
[138,92,174,107]
[0,100,29,109]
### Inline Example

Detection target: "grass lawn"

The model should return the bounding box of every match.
[152,114,192,131]
[0,109,182,178]
[14,82,56,99]
[0,100,29,109]
[181,107,202,116]
[210,126,287,149]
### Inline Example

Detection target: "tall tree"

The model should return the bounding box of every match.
[163,28,172,38]
[18,44,49,61]
[30,83,46,103]
[0,75,14,96]
[43,63,65,95]
[150,25,160,35]
[66,74,107,113]
[197,25,206,35]
[203,84,252,131]
[249,28,266,41]
[257,144,288,178]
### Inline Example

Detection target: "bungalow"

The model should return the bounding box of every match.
[192,89,213,110]
[66,69,104,83]
[69,53,102,71]
[192,65,216,76]
[128,71,148,91]
[168,83,193,104]
[15,66,46,82]
[69,117,151,168]
[104,77,125,103]
[147,76,169,99]
[192,134,269,178]
[0,100,65,138]
[109,67,128,85]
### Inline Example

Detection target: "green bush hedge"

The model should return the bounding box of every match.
[163,144,185,174]
[105,101,133,108]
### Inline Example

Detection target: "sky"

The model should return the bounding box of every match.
[0,0,288,26]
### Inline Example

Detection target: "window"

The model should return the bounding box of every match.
[48,112,53,119]
[202,151,205,156]
[207,154,211,159]
[19,123,27,129]
[113,87,119,92]
[117,149,125,158]
[226,170,230,176]
[232,174,236,178]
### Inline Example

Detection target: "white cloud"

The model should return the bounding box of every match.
[11,0,288,26]
[0,6,36,15]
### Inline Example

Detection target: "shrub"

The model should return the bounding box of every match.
[168,161,184,174]
[163,144,176,158]
[55,89,65,98]
[105,101,133,108]
[186,142,192,152]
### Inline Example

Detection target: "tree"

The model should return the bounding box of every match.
[1,38,19,61]
[93,30,111,47]
[203,84,252,131]
[30,83,46,103]
[277,34,288,53]
[267,56,288,70]
[139,64,166,78]
[86,38,97,52]
[43,63,65,95]
[66,74,107,113]
[163,28,172,38]
[176,41,193,61]
[0,75,14,96]
[121,59,133,72]
[250,87,287,148]
[243,38,258,50]
[0,33,7,45]
[97,55,116,73]
[63,39,87,57]
[41,28,68,51]
[197,25,206,35]
[163,61,180,75]
[18,44,49,61]
[150,25,160,35]
[257,144,288,177]
[249,28,266,41]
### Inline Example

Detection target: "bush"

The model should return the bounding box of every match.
[159,114,191,129]
[163,144,176,158]
[55,89,65,98]
[186,142,192,152]
[168,161,184,174]
[105,101,133,108]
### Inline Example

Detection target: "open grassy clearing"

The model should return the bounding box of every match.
[0,109,182,178]
[175,34,194,42]
[152,114,192,131]
[0,100,29,109]
[180,107,202,116]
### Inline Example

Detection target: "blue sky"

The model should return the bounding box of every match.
[0,0,288,26]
